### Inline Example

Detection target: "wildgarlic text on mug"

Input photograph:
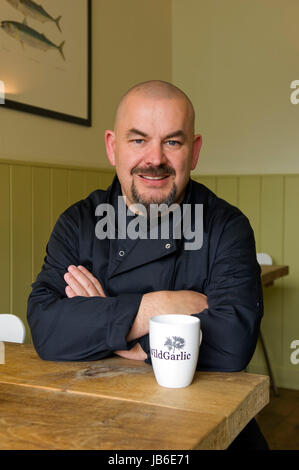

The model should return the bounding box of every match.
[150,349,191,361]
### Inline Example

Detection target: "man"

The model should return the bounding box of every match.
[27,80,267,448]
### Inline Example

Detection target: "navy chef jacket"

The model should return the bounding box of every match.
[27,176,263,371]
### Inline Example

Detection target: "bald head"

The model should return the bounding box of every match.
[114,80,195,134]
[105,80,202,209]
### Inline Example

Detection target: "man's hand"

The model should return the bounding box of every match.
[64,265,146,361]
[114,342,147,361]
[64,265,106,298]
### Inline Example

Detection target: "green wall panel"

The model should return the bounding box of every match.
[192,175,217,193]
[238,176,261,251]
[50,169,68,228]
[216,176,239,207]
[68,169,86,206]
[32,167,51,281]
[259,176,284,368]
[283,176,299,379]
[98,171,115,190]
[0,164,10,313]
[84,171,101,197]
[11,165,32,341]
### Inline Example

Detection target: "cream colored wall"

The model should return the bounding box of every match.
[0,0,172,168]
[172,0,299,175]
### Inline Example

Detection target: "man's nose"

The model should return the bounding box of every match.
[145,143,167,166]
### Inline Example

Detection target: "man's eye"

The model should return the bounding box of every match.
[166,140,181,147]
[133,139,144,144]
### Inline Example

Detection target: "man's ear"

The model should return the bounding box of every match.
[191,134,203,170]
[105,130,116,166]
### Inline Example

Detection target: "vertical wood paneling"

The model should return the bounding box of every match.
[283,176,299,370]
[11,165,32,340]
[192,175,217,193]
[238,176,262,369]
[84,171,101,196]
[259,176,284,367]
[0,164,10,313]
[216,176,238,206]
[32,167,51,280]
[50,169,68,227]
[260,176,284,263]
[238,176,261,251]
[99,171,115,190]
[68,169,86,206]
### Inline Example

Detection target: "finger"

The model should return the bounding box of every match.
[65,285,77,298]
[64,272,89,297]
[77,265,106,297]
[67,266,100,297]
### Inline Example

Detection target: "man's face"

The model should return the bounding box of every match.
[105,93,202,209]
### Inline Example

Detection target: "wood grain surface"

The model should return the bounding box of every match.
[0,344,269,449]
[260,265,289,287]
[0,382,228,450]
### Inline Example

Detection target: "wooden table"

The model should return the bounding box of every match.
[260,264,289,287]
[0,343,269,450]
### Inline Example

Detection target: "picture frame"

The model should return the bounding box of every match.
[0,0,92,126]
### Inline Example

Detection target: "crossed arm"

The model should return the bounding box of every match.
[64,265,208,361]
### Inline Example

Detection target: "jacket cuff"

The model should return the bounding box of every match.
[106,293,143,351]
[138,334,152,364]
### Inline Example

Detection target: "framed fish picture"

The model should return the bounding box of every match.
[0,0,91,126]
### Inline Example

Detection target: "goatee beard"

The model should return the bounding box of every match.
[131,180,177,217]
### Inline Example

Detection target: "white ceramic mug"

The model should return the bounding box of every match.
[149,314,202,388]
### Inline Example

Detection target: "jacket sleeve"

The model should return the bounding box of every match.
[195,211,263,372]
[27,208,142,362]
[140,211,263,372]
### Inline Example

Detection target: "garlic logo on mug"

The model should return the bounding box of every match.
[150,335,191,361]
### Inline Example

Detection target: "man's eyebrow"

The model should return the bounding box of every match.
[127,129,187,140]
[164,130,186,140]
[127,128,148,138]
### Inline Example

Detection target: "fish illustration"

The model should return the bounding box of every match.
[1,20,65,61]
[6,0,62,32]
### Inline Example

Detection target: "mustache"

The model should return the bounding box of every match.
[131,165,175,176]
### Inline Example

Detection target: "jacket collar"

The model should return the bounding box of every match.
[103,176,192,278]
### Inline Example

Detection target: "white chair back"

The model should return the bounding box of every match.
[0,314,26,343]
[257,253,273,265]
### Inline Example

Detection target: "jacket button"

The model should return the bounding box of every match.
[119,250,125,256]
[165,243,171,249]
